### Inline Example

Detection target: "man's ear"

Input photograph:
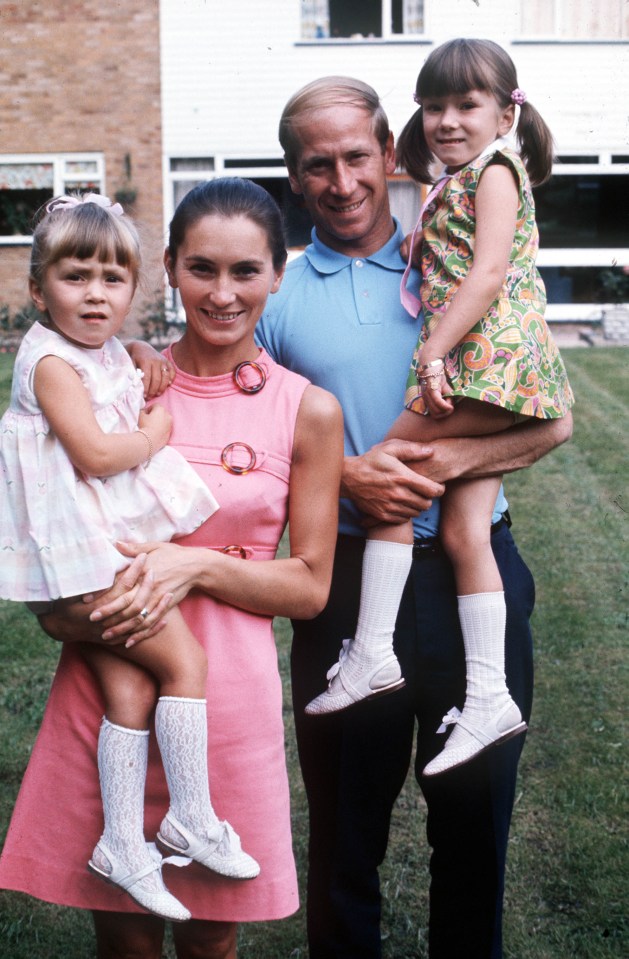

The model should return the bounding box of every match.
[384,131,396,176]
[286,158,303,197]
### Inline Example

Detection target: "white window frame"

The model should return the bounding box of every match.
[0,153,105,245]
[299,0,428,42]
[537,153,629,320]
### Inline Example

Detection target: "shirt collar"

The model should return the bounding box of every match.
[304,219,407,275]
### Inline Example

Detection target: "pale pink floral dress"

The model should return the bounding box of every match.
[0,322,218,601]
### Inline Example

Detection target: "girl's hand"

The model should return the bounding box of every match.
[416,355,454,419]
[138,403,172,453]
[126,340,175,399]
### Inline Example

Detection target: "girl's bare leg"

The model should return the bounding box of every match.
[422,476,526,776]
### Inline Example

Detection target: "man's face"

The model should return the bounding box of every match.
[286,103,396,258]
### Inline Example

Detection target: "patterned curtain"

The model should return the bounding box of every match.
[302,0,330,38]
[404,0,424,34]
[0,163,53,190]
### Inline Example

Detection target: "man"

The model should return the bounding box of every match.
[256,76,572,959]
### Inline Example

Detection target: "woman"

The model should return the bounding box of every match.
[0,178,344,959]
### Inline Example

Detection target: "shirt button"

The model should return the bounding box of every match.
[355,259,364,268]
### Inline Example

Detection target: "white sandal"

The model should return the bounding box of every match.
[305,640,406,715]
[88,840,191,922]
[423,701,527,777]
[157,812,260,880]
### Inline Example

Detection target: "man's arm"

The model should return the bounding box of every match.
[341,412,572,525]
[421,411,573,484]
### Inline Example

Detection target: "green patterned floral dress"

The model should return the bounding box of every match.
[404,147,574,419]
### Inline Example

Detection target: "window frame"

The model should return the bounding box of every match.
[0,153,105,245]
[298,0,428,42]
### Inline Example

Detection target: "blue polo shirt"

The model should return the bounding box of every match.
[256,221,507,538]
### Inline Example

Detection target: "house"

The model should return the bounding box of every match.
[0,0,164,323]
[1,0,628,327]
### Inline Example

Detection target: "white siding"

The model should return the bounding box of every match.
[160,0,629,158]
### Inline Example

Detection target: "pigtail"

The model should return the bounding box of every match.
[516,100,555,186]
[396,107,435,185]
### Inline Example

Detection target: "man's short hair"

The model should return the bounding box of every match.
[279,76,391,169]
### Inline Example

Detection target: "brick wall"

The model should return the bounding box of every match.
[0,0,164,333]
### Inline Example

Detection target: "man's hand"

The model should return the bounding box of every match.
[342,439,445,525]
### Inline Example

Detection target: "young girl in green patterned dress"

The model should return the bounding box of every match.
[306,38,574,775]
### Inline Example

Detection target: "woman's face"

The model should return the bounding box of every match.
[165,213,284,368]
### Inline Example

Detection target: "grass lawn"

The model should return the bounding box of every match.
[0,348,627,958]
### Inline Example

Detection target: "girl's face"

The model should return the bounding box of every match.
[165,213,284,372]
[422,89,515,172]
[30,255,135,349]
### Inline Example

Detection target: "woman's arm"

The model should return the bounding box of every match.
[90,384,344,641]
[34,355,172,476]
[126,340,175,398]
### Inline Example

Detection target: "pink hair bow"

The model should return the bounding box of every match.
[46,193,124,216]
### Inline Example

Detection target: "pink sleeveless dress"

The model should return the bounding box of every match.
[0,348,308,922]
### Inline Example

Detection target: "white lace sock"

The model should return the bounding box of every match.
[93,717,163,894]
[350,539,413,668]
[155,696,221,848]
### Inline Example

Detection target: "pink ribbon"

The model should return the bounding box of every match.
[400,175,451,317]
[45,193,124,217]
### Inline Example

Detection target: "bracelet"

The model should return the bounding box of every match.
[417,358,445,374]
[136,428,153,468]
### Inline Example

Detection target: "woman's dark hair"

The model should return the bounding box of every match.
[397,38,554,186]
[168,177,287,270]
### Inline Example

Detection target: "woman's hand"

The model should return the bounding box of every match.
[92,540,204,644]
[126,340,175,399]
[38,554,170,647]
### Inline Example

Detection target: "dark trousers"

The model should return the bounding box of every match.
[291,522,535,959]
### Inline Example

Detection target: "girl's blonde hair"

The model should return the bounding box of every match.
[397,38,554,186]
[30,195,142,288]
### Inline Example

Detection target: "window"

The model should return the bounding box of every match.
[520,0,628,39]
[534,155,629,312]
[0,154,104,243]
[301,0,425,40]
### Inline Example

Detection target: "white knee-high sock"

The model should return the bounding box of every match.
[458,591,511,719]
[352,539,413,665]
[94,717,162,890]
[155,696,219,839]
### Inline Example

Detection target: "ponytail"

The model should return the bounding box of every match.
[516,100,555,186]
[396,108,434,185]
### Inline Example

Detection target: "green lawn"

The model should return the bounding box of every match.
[0,348,627,958]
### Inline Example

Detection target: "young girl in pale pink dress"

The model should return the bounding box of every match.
[0,194,259,922]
